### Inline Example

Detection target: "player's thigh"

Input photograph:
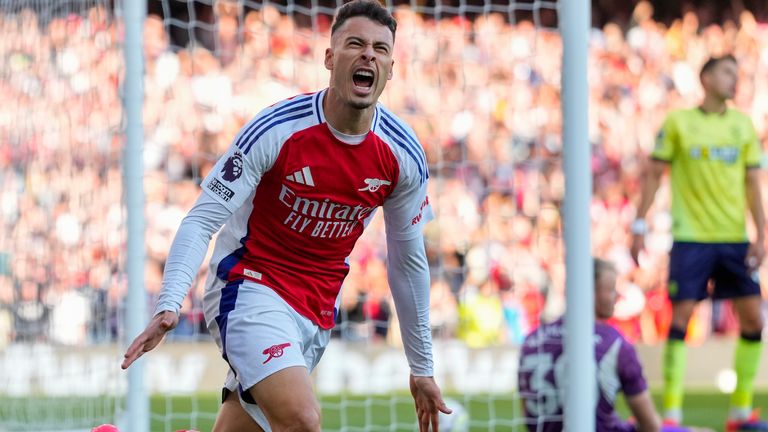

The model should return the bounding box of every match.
[731,295,764,333]
[670,299,698,329]
[712,243,761,300]
[247,365,321,431]
[213,390,264,432]
[668,242,717,302]
[205,281,329,430]
[205,281,308,391]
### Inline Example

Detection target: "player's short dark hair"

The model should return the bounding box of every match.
[594,258,616,283]
[331,0,397,42]
[699,54,737,79]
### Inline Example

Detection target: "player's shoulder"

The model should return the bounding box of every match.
[595,321,630,347]
[664,108,696,124]
[264,91,322,117]
[372,104,429,183]
[521,319,564,350]
[235,91,323,155]
[374,104,419,140]
[725,108,755,126]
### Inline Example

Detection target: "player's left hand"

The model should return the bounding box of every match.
[746,240,765,272]
[409,375,451,432]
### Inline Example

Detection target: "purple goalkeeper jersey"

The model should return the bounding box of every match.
[518,318,647,432]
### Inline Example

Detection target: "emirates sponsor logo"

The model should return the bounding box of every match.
[278,184,376,238]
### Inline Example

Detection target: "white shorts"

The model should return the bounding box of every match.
[203,279,331,430]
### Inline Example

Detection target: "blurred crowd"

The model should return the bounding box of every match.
[2,1,768,349]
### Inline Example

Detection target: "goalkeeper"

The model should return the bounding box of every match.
[518,259,713,432]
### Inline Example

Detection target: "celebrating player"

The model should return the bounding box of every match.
[518,259,716,432]
[631,54,767,431]
[121,1,450,431]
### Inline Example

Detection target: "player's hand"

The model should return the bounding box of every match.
[409,375,451,432]
[121,310,178,370]
[630,234,645,265]
[746,240,765,272]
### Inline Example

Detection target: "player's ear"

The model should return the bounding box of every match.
[324,48,333,71]
[700,71,711,90]
[387,59,394,80]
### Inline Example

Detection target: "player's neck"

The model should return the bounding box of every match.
[699,95,728,115]
[323,88,375,135]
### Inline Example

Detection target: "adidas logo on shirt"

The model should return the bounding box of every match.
[285,166,315,187]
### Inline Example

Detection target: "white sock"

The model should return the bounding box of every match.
[729,407,753,421]
[663,409,682,424]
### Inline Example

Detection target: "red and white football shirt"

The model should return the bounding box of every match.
[200,89,432,329]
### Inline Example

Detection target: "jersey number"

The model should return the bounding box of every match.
[519,352,567,416]
[520,351,602,417]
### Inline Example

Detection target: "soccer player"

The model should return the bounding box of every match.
[631,54,767,431]
[518,259,710,432]
[121,1,451,431]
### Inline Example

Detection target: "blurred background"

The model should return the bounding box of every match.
[3,0,767,351]
[1,0,768,430]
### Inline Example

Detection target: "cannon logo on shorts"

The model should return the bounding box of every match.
[262,342,291,364]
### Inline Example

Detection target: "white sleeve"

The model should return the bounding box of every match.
[382,139,434,375]
[382,166,433,240]
[153,193,232,316]
[200,112,282,212]
[156,107,287,315]
[386,234,433,377]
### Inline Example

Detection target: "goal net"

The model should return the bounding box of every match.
[0,0,561,430]
[0,0,124,431]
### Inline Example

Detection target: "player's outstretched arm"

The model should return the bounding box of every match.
[745,168,766,271]
[121,194,231,370]
[385,236,450,431]
[625,390,661,432]
[121,310,178,369]
[410,375,451,432]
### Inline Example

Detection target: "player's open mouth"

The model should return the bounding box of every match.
[352,68,375,93]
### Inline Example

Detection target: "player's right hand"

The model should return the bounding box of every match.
[630,234,644,265]
[121,310,178,370]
